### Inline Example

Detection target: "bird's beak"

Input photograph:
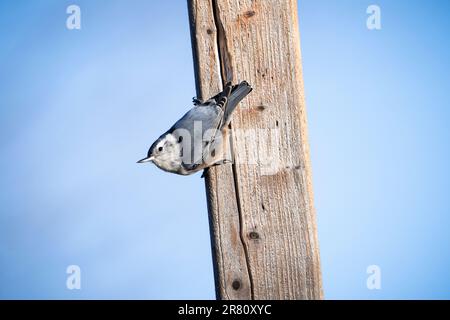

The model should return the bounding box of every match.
[137,156,154,164]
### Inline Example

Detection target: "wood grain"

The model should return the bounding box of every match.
[188,0,322,299]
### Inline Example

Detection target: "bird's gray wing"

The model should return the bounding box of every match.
[195,81,251,139]
[169,105,222,170]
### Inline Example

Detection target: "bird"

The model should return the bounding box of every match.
[137,81,252,175]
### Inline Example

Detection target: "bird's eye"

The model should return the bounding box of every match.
[178,136,183,143]
[158,147,163,152]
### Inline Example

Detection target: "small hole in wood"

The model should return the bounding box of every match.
[257,105,266,111]
[262,203,266,211]
[249,231,260,240]
[206,28,213,35]
[232,280,241,290]
[275,120,279,127]
[244,10,256,18]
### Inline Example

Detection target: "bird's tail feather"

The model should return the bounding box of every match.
[223,81,252,125]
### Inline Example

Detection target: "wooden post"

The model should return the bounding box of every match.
[188,0,322,299]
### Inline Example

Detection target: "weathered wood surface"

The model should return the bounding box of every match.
[188,0,322,299]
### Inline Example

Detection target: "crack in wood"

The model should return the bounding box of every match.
[211,0,233,83]
[230,128,255,299]
[211,0,254,299]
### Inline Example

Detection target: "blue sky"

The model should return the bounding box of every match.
[0,0,449,299]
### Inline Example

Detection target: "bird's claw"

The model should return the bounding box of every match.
[192,97,203,106]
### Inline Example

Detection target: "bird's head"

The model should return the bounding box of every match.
[137,133,182,173]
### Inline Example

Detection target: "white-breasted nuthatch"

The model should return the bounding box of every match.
[137,81,252,175]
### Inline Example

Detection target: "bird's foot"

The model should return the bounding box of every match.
[217,159,233,165]
[192,97,203,106]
